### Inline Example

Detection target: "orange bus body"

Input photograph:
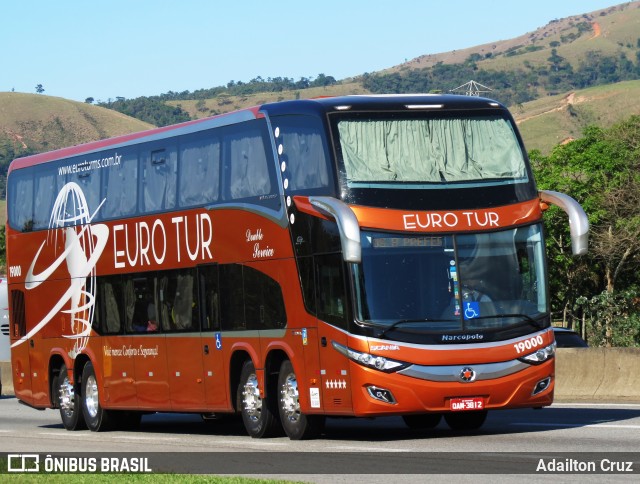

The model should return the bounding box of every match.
[6,95,587,438]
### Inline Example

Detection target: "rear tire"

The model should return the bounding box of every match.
[277,360,325,440]
[81,362,112,431]
[237,360,280,438]
[444,410,488,431]
[402,413,442,429]
[57,364,86,431]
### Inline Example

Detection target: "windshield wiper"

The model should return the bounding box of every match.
[377,318,455,339]
[469,313,546,330]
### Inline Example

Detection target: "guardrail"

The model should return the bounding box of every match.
[2,349,640,400]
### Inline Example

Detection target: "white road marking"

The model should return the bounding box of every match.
[513,422,640,429]
[552,402,640,408]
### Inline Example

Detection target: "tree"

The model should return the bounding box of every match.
[531,116,640,332]
[85,97,94,104]
[35,84,45,94]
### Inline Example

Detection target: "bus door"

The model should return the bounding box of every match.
[198,265,228,409]
[314,254,353,413]
[96,276,137,407]
[155,268,206,410]
[129,274,171,410]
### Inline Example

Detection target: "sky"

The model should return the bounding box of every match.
[0,0,626,102]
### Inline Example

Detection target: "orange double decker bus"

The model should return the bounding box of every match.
[6,95,588,439]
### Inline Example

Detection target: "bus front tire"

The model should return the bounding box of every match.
[444,410,488,431]
[237,360,279,438]
[57,363,86,431]
[277,360,325,440]
[81,362,112,432]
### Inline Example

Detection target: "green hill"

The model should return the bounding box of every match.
[0,92,154,156]
[514,80,640,153]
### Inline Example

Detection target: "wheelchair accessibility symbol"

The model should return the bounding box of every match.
[464,302,480,320]
[215,332,222,350]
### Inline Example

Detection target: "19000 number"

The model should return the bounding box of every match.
[513,334,544,354]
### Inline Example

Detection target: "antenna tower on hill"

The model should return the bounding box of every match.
[450,80,493,96]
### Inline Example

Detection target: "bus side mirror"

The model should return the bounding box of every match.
[539,190,589,256]
[308,196,362,263]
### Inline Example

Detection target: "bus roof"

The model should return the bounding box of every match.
[9,94,506,173]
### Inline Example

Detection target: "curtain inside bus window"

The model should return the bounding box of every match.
[142,147,177,212]
[102,151,138,218]
[96,276,123,334]
[123,278,136,332]
[337,117,526,184]
[71,163,102,222]
[169,270,198,331]
[179,136,220,207]
[227,131,271,199]
[9,171,34,232]
[274,115,330,192]
[33,168,65,230]
[199,265,220,331]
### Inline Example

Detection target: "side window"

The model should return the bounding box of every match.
[10,290,26,338]
[243,265,286,330]
[298,257,316,316]
[102,150,138,219]
[8,171,34,232]
[179,135,220,207]
[159,269,199,332]
[141,146,177,212]
[227,128,270,199]
[273,115,332,193]
[223,120,279,210]
[219,264,245,331]
[95,276,123,335]
[199,265,220,331]
[33,168,66,230]
[128,274,160,334]
[316,254,348,329]
[70,161,102,222]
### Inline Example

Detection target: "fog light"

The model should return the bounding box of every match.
[366,385,397,404]
[532,377,552,395]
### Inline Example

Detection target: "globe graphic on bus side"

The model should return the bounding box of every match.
[20,182,108,358]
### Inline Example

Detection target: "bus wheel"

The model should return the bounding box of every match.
[444,410,488,431]
[237,360,279,438]
[57,364,86,431]
[278,360,325,440]
[402,413,442,429]
[81,362,112,431]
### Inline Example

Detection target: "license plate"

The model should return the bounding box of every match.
[450,397,484,411]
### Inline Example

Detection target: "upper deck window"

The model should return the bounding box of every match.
[335,113,527,189]
[271,115,332,195]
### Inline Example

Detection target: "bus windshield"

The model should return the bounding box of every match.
[353,224,548,335]
[335,113,527,189]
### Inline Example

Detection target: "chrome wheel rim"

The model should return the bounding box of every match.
[242,373,262,422]
[58,377,75,418]
[85,374,99,418]
[280,372,301,423]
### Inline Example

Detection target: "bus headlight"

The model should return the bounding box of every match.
[332,341,409,373]
[518,342,556,365]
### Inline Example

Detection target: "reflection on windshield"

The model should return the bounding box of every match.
[354,225,547,333]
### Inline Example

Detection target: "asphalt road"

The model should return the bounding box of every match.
[1,395,639,482]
